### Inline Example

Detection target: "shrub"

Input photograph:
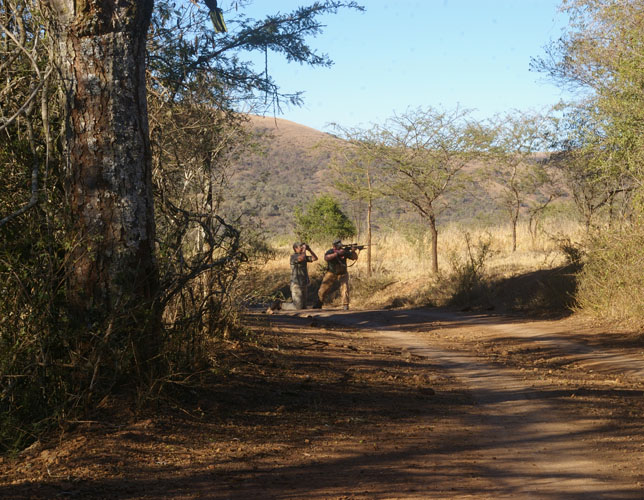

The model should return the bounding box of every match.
[576,225,644,325]
[447,232,495,307]
[294,195,356,244]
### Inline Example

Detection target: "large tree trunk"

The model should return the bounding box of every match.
[45,1,158,327]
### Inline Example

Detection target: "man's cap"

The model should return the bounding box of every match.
[333,239,342,245]
[293,241,303,249]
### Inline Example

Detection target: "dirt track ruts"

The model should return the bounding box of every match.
[296,307,644,499]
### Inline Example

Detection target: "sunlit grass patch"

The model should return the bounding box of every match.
[258,219,585,312]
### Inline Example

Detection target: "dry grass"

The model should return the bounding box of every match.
[257,219,586,311]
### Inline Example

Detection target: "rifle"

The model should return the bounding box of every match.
[342,243,370,252]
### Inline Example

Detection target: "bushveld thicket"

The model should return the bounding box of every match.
[576,225,644,325]
[0,0,363,452]
[0,1,248,451]
[535,0,644,322]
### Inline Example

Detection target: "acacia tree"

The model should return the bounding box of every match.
[326,126,384,276]
[374,107,487,274]
[486,110,557,252]
[534,0,644,193]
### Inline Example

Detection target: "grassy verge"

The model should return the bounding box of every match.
[576,224,644,327]
[257,220,583,315]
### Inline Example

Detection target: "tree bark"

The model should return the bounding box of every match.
[429,213,439,274]
[366,197,372,277]
[511,215,518,253]
[366,169,373,277]
[44,1,158,320]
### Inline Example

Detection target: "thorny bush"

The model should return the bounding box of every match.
[446,232,495,307]
[0,2,252,453]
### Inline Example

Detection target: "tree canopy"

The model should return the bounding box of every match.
[295,195,356,244]
[534,0,644,194]
[372,107,488,273]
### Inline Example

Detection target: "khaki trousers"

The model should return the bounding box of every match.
[318,271,349,307]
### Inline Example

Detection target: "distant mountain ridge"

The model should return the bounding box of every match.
[224,114,562,238]
[224,114,341,235]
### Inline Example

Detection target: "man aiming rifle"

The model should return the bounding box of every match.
[315,239,364,310]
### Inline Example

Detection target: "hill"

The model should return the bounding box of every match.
[222,115,341,236]
[223,115,564,239]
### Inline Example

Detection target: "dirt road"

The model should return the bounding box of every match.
[1,307,643,499]
[292,308,644,498]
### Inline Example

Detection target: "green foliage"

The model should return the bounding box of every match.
[576,224,644,325]
[550,103,634,231]
[294,195,356,243]
[150,0,364,109]
[532,1,644,321]
[535,0,644,202]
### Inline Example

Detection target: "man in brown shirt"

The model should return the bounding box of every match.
[316,239,357,310]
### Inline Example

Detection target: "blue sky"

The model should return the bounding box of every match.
[236,1,570,132]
